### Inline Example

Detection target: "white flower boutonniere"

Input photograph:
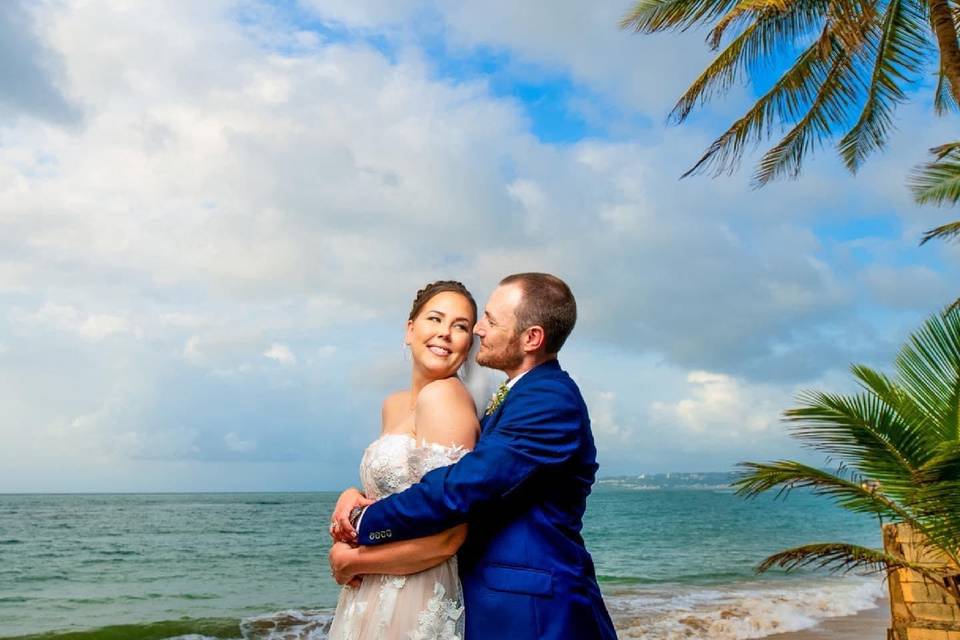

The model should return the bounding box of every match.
[484,382,510,416]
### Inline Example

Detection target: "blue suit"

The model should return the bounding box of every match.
[358,359,617,639]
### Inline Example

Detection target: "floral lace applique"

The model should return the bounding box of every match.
[374,576,408,637]
[407,440,467,481]
[407,583,464,640]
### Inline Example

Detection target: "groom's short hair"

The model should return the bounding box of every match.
[500,273,576,354]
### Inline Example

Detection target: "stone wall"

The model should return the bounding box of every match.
[884,523,960,640]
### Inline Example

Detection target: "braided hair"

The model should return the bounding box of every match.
[408,280,477,324]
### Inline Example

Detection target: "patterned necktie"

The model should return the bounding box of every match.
[484,382,510,416]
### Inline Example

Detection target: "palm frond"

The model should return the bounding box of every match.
[671,4,827,123]
[894,306,960,442]
[684,29,845,178]
[850,364,932,430]
[838,0,929,171]
[757,542,959,599]
[916,442,960,483]
[784,387,930,490]
[910,142,960,206]
[621,0,739,32]
[935,63,960,114]
[921,220,960,244]
[753,42,864,185]
[902,481,960,558]
[733,460,917,522]
[708,0,792,47]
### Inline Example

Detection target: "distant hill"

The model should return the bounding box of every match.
[597,472,736,490]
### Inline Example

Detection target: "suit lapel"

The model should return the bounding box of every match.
[479,359,562,435]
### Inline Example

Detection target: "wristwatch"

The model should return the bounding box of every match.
[348,505,365,530]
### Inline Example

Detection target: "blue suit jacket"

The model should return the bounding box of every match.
[358,359,617,639]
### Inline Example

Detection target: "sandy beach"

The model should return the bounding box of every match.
[764,599,889,640]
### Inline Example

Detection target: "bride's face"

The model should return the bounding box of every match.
[406,291,475,380]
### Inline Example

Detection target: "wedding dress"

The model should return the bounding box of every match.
[328,434,467,640]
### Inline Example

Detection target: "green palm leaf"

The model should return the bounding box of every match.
[934,63,959,114]
[757,542,960,602]
[671,4,827,123]
[621,0,739,32]
[838,0,929,171]
[894,306,960,442]
[918,441,960,483]
[784,389,929,491]
[910,142,960,206]
[683,28,845,177]
[920,220,960,244]
[733,460,916,521]
[753,41,864,185]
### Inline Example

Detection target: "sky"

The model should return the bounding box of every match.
[1,0,957,492]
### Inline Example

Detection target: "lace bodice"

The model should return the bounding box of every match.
[359,434,466,500]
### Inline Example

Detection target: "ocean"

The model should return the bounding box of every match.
[0,485,885,639]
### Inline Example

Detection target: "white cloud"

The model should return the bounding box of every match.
[589,390,630,446]
[650,371,789,438]
[264,342,296,365]
[12,302,137,341]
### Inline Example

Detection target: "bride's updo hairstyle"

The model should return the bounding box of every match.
[408,280,478,324]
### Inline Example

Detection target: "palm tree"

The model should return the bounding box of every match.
[732,306,960,602]
[621,0,960,227]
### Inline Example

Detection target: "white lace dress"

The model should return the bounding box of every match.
[328,434,467,640]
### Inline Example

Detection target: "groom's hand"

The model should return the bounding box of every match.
[330,487,375,542]
[329,541,362,588]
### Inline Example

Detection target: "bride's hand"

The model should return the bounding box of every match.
[329,542,362,588]
[329,487,376,542]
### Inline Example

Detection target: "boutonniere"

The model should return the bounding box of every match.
[484,382,510,416]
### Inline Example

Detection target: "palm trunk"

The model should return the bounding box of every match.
[929,0,960,103]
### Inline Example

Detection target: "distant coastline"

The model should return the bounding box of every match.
[597,472,735,490]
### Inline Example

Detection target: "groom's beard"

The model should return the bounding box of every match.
[476,334,524,372]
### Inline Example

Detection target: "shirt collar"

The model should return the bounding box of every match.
[505,368,531,390]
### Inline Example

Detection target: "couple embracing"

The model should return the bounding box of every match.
[327,273,617,640]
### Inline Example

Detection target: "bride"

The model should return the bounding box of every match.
[326,280,481,640]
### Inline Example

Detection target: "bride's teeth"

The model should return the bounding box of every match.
[429,346,450,356]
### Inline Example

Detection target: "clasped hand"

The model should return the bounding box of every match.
[327,487,376,588]
[329,541,362,588]
[328,487,376,543]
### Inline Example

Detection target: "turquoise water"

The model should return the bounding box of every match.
[0,488,885,639]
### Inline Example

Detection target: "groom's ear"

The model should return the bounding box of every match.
[522,325,546,353]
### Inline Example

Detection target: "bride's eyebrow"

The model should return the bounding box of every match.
[428,309,471,323]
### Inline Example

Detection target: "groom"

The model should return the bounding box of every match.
[346,272,616,639]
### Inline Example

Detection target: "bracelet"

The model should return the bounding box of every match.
[348,505,365,530]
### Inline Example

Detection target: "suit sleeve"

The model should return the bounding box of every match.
[357,379,582,545]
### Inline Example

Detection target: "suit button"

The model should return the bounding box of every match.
[386,529,392,538]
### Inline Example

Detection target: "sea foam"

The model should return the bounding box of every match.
[608,576,884,639]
